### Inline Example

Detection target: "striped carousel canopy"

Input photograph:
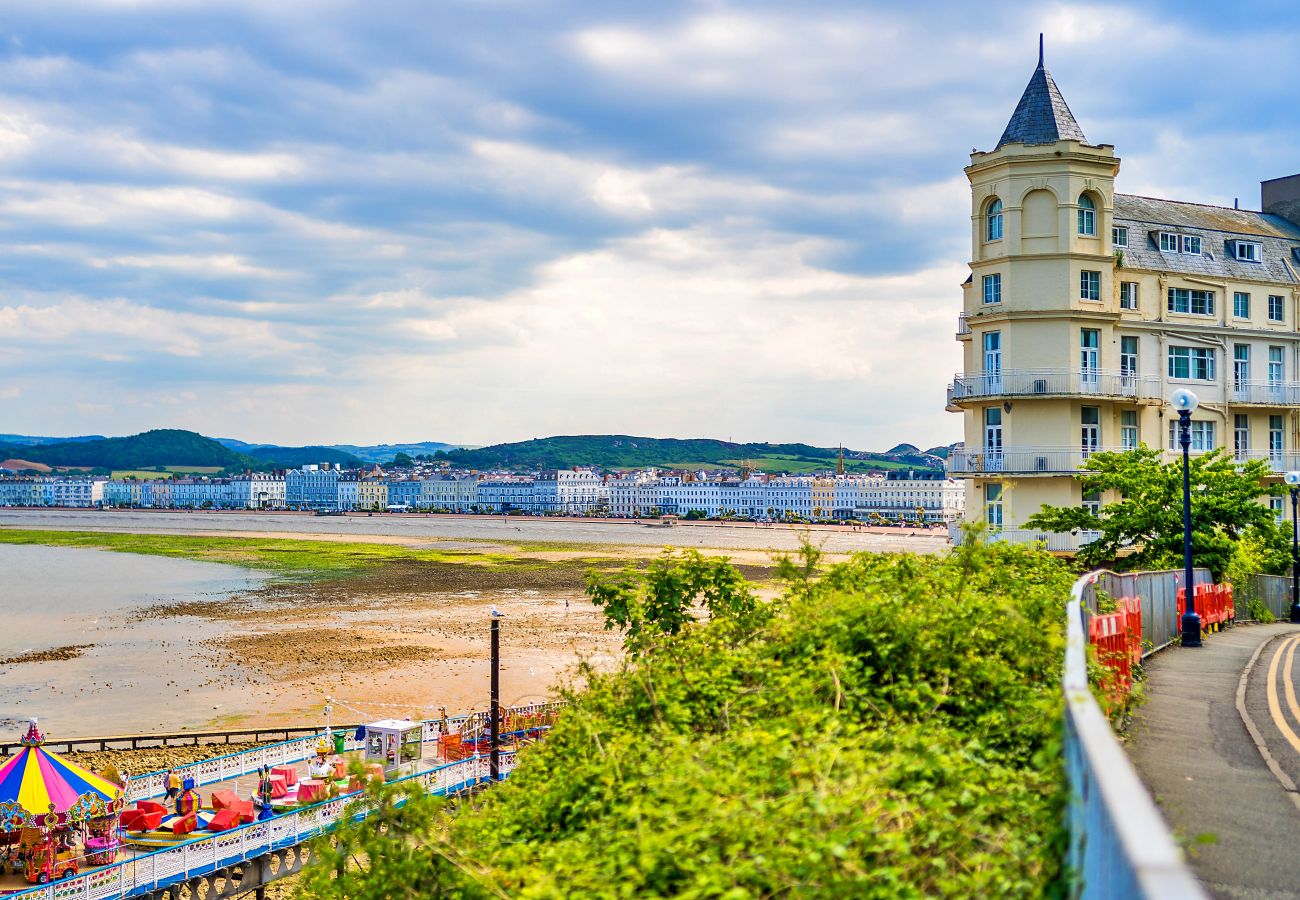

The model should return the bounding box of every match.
[0,720,122,830]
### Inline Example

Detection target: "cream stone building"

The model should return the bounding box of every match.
[948,46,1300,547]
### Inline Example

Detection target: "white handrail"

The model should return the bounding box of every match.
[1063,571,1206,898]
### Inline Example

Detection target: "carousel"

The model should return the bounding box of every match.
[0,720,124,885]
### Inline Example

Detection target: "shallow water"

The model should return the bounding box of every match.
[0,544,266,736]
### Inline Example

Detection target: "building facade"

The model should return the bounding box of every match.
[949,49,1300,545]
[286,465,341,509]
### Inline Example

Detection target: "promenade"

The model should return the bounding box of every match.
[1127,622,1300,899]
[0,507,951,555]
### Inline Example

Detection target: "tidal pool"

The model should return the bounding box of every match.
[0,543,265,737]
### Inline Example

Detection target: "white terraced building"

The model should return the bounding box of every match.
[948,49,1300,546]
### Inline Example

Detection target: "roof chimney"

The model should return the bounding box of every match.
[1262,174,1300,226]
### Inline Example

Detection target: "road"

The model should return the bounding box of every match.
[1127,623,1300,899]
[0,508,952,555]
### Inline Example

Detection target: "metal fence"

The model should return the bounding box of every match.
[1246,574,1293,620]
[1089,568,1212,656]
[1063,571,1206,898]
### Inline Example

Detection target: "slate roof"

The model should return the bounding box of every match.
[996,61,1088,148]
[1113,194,1300,285]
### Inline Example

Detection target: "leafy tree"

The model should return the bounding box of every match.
[391,452,416,468]
[1024,446,1282,578]
[682,509,706,520]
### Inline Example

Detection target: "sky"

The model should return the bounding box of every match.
[2,1,1300,450]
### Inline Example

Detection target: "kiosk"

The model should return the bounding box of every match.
[362,720,424,776]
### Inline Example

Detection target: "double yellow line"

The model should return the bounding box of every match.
[1265,633,1300,757]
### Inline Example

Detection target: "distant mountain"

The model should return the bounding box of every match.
[885,443,921,455]
[330,441,466,464]
[0,430,252,470]
[924,443,961,460]
[436,435,944,475]
[0,434,107,445]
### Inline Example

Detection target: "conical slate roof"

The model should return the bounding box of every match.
[996,44,1087,148]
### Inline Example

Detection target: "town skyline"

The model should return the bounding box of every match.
[3,2,1300,449]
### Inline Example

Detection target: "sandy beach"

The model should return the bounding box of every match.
[0,509,950,737]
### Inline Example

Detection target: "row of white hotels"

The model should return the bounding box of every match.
[949,51,1300,549]
[0,465,964,523]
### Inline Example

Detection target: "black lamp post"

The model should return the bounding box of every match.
[1286,472,1300,623]
[489,607,501,781]
[1172,389,1202,648]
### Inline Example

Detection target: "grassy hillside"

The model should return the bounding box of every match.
[436,435,943,474]
[0,429,253,471]
[306,541,1071,897]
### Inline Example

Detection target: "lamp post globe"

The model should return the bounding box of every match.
[1171,389,1201,647]
[1286,471,1300,624]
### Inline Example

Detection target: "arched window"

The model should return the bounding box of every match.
[985,198,1003,242]
[1077,194,1096,236]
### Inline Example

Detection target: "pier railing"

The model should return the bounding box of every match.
[125,701,565,801]
[10,751,515,900]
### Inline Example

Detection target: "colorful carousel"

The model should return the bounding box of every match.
[0,720,124,885]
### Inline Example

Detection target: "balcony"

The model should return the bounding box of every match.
[1234,450,1300,473]
[947,446,1123,476]
[952,526,1102,552]
[1231,380,1300,407]
[948,368,1162,404]
[956,312,971,339]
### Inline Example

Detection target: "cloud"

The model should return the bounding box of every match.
[1,1,1298,448]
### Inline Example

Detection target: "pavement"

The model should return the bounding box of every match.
[1127,622,1300,899]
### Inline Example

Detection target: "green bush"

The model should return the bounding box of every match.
[301,541,1072,898]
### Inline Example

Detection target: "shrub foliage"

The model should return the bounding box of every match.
[301,541,1072,898]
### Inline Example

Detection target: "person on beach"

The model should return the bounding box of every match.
[165,768,181,800]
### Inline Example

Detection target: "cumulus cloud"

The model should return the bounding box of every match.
[0,1,1297,448]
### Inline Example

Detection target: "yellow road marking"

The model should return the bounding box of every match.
[1265,634,1300,758]
[1287,636,1300,733]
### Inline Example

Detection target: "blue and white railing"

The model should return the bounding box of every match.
[1063,572,1206,898]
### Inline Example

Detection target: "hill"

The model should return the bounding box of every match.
[0,430,253,471]
[244,445,364,468]
[436,435,944,474]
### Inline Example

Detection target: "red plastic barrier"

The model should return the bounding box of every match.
[1120,596,1143,665]
[1089,609,1132,709]
[1177,583,1236,634]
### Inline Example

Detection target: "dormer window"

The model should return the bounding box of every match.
[1181,235,1202,255]
[1233,240,1262,262]
[985,199,1003,242]
[1159,232,1179,252]
[1112,226,1128,247]
[1077,195,1096,236]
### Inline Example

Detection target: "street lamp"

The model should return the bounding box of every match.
[1285,471,1300,623]
[1171,389,1202,648]
[489,607,502,781]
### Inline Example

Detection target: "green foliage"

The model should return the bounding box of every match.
[0,429,254,470]
[586,549,761,651]
[1024,446,1281,579]
[433,434,943,474]
[682,508,706,520]
[304,540,1073,898]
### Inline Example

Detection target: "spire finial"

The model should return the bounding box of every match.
[1038,33,1044,67]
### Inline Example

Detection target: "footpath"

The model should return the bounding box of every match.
[1126,622,1300,899]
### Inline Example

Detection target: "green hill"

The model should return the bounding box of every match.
[436,435,943,474]
[0,429,253,471]
[244,445,363,468]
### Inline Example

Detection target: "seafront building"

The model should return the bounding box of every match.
[0,465,963,522]
[948,49,1300,546]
